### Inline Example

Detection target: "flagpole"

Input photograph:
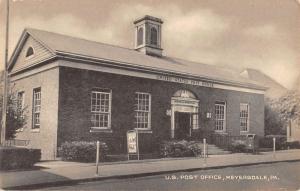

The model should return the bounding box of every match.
[1,0,10,144]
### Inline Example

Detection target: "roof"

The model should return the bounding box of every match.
[241,68,287,98]
[134,15,163,24]
[9,28,266,91]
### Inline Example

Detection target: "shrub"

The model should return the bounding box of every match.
[286,141,300,149]
[264,101,285,135]
[259,137,273,148]
[160,140,202,158]
[0,147,41,170]
[59,141,108,162]
[230,140,247,153]
[0,88,28,139]
[259,136,287,150]
[187,142,202,156]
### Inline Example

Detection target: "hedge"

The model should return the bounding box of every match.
[259,136,287,150]
[59,141,108,162]
[160,140,202,158]
[0,147,41,170]
[229,140,247,153]
[286,141,300,149]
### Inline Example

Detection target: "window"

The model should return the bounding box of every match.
[26,47,34,57]
[240,104,249,132]
[173,89,196,99]
[192,113,199,129]
[17,91,25,112]
[137,27,143,46]
[32,88,41,129]
[17,91,25,110]
[135,92,151,129]
[215,102,226,131]
[91,89,111,129]
[150,27,158,45]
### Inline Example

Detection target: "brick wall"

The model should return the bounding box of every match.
[58,66,265,154]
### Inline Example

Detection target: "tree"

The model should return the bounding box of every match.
[274,91,300,122]
[264,101,284,135]
[0,89,27,139]
[265,91,300,135]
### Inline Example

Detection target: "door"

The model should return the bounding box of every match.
[175,112,191,140]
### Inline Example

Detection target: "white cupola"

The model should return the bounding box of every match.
[134,15,163,57]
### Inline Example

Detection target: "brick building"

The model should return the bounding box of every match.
[9,16,266,160]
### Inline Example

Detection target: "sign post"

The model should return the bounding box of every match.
[127,130,139,160]
[203,138,207,164]
[273,137,276,158]
[95,141,100,176]
[1,0,10,145]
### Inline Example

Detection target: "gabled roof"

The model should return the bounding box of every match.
[241,68,287,98]
[9,28,266,91]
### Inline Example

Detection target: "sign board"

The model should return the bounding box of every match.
[166,109,171,116]
[127,130,138,154]
[156,75,214,88]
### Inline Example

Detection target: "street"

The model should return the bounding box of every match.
[38,161,300,191]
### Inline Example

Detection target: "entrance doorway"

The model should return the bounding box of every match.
[171,90,199,139]
[175,112,191,139]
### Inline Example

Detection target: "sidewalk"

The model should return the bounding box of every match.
[1,149,300,189]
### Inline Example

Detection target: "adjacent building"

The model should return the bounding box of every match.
[9,16,266,160]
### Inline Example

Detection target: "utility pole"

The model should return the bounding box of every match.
[1,0,10,144]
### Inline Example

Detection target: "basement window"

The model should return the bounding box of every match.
[26,47,34,58]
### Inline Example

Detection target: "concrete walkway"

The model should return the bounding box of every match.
[1,149,300,189]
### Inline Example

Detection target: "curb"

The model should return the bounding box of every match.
[3,159,300,190]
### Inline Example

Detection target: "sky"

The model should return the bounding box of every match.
[0,0,299,89]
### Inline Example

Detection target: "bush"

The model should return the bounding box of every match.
[0,88,28,139]
[259,137,271,148]
[264,101,285,135]
[286,141,300,149]
[230,140,247,153]
[259,135,287,150]
[59,141,108,162]
[0,147,41,170]
[160,140,202,158]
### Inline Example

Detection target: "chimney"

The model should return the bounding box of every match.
[134,15,163,57]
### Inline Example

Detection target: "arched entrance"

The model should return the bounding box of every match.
[171,90,199,139]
